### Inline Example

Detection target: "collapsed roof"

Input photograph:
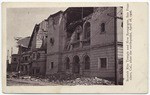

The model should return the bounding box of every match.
[28,24,40,49]
[64,7,94,36]
[17,36,31,48]
[64,7,93,26]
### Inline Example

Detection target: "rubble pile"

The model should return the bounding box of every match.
[58,77,114,85]
[7,72,114,85]
[47,73,81,81]
[47,73,114,85]
[21,76,49,83]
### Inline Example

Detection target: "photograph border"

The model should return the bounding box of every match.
[2,2,148,93]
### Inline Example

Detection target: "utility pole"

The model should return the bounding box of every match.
[11,47,13,55]
[81,7,83,19]
[114,7,118,85]
[7,50,9,62]
[107,7,123,85]
[7,50,10,67]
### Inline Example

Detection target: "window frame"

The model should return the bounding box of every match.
[101,22,106,33]
[37,53,40,59]
[14,58,17,61]
[98,57,108,69]
[84,22,91,39]
[84,56,90,70]
[50,38,54,46]
[51,62,54,69]
[24,56,28,61]
[65,57,70,70]
[36,68,40,74]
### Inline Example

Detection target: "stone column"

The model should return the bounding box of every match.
[80,62,83,75]
[69,62,73,74]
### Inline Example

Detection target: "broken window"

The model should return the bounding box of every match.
[84,55,90,70]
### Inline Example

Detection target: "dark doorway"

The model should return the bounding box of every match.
[73,55,80,74]
[84,55,90,70]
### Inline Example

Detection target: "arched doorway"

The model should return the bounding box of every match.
[65,57,70,70]
[73,55,80,74]
[84,55,90,70]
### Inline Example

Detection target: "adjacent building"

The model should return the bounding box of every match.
[17,36,31,75]
[10,54,19,72]
[28,20,48,76]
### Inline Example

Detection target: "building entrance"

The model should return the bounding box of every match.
[72,55,80,74]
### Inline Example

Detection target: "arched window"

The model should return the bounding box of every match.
[65,57,70,69]
[84,22,91,39]
[84,55,90,69]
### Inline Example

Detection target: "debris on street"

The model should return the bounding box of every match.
[7,72,114,86]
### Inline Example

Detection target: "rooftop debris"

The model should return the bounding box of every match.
[17,36,30,48]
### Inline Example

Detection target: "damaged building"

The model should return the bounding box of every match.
[10,54,19,72]
[17,36,31,75]
[11,7,123,84]
[15,20,48,76]
[28,20,48,76]
[46,7,123,83]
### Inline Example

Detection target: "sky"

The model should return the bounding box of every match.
[7,7,67,58]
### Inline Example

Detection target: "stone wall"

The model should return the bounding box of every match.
[46,54,59,75]
[91,7,115,46]
[61,45,115,79]
[46,7,123,80]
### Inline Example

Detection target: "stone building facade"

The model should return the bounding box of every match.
[11,7,123,84]
[46,7,123,82]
